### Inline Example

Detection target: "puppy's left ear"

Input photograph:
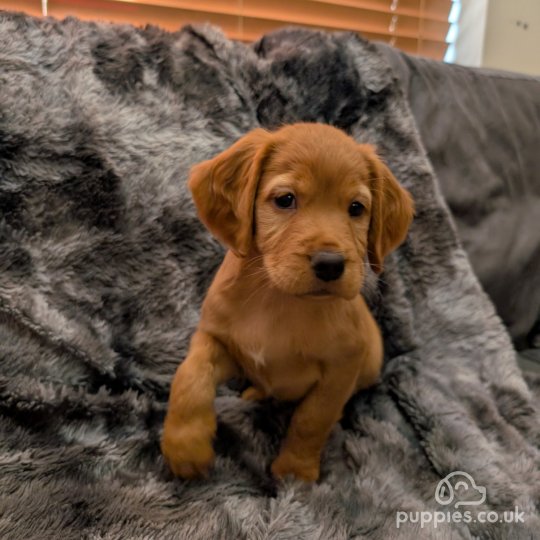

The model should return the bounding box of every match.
[362,145,414,274]
[188,129,273,257]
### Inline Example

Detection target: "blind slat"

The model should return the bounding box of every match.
[4,0,450,59]
[47,0,448,43]
[1,0,42,16]
[308,0,452,22]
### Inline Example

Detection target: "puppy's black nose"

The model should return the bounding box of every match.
[311,251,345,282]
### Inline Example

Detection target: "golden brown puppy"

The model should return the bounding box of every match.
[161,123,414,482]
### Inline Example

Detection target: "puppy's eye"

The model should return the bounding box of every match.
[348,201,364,217]
[274,193,296,210]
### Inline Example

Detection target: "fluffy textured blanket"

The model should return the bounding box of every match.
[0,11,539,539]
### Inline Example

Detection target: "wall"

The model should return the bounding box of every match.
[454,0,540,75]
[483,0,540,75]
[453,0,488,67]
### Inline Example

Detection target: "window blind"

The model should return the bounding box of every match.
[4,0,452,59]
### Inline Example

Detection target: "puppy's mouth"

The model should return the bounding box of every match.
[302,289,335,299]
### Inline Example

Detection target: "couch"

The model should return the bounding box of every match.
[0,11,539,539]
[377,43,540,363]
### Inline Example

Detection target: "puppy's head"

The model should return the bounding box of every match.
[189,123,414,300]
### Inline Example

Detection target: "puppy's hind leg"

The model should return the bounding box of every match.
[161,331,239,479]
[241,386,267,401]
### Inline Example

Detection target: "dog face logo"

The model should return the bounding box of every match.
[435,471,487,508]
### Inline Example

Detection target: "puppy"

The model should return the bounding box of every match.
[161,123,414,481]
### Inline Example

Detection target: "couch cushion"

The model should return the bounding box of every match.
[377,43,540,348]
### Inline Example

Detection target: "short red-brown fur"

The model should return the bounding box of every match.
[161,123,414,481]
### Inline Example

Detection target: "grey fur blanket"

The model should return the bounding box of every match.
[0,11,539,539]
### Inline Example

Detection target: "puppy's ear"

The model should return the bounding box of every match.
[362,145,414,274]
[188,129,273,257]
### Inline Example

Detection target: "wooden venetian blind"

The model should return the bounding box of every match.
[2,0,452,60]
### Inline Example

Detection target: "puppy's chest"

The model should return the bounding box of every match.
[230,323,320,400]
[230,303,338,361]
[225,302,360,399]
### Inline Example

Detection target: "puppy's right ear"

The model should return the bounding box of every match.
[188,129,273,257]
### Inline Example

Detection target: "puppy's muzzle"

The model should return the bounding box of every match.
[310,251,345,282]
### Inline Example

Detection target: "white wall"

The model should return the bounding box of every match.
[483,0,540,75]
[454,0,540,75]
[453,0,488,67]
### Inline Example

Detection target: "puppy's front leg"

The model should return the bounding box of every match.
[271,367,357,482]
[161,330,238,478]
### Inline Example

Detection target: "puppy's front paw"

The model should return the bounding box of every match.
[271,449,320,482]
[161,416,215,479]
